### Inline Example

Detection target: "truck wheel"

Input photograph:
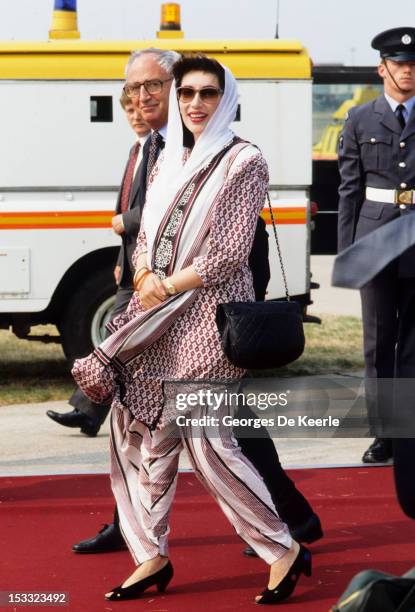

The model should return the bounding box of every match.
[59,269,116,362]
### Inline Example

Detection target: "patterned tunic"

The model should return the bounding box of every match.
[113,144,269,427]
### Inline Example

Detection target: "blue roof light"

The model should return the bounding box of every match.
[54,0,77,11]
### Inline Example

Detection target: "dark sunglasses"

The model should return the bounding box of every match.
[176,86,223,103]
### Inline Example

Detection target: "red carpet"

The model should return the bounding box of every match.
[1,467,415,611]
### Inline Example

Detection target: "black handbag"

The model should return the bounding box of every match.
[216,193,305,370]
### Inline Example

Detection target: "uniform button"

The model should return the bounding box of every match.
[399,162,406,168]
[400,141,406,148]
[401,182,407,188]
[400,204,407,210]
[370,137,376,143]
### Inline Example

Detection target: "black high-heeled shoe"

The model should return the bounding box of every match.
[105,560,174,601]
[255,544,312,605]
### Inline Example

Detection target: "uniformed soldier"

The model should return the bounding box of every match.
[338,27,415,463]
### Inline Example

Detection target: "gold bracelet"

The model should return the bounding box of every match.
[133,266,149,286]
[134,265,148,277]
[136,270,152,291]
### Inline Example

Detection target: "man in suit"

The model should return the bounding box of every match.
[46,91,151,436]
[70,48,322,555]
[337,28,415,463]
[112,92,151,293]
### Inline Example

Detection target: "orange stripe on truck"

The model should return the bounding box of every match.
[0,210,113,229]
[0,207,306,229]
[261,206,306,225]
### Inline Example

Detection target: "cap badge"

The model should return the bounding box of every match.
[402,34,412,45]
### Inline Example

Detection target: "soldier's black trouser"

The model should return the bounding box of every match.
[360,261,415,435]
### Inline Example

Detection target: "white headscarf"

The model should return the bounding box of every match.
[144,64,239,257]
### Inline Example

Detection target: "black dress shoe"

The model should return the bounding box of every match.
[362,438,393,464]
[105,560,174,601]
[244,512,323,557]
[46,408,100,437]
[72,523,127,554]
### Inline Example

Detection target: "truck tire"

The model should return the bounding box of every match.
[59,269,116,362]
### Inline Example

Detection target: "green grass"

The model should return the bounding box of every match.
[285,314,364,375]
[0,315,364,406]
[0,325,73,405]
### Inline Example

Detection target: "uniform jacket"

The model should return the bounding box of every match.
[337,94,415,275]
[115,137,151,287]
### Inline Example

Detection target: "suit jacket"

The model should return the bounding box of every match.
[115,137,151,287]
[249,216,270,301]
[337,94,415,276]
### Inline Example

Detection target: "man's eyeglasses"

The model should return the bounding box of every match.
[176,86,223,103]
[123,78,173,98]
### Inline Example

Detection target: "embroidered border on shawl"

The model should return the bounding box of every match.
[152,137,242,279]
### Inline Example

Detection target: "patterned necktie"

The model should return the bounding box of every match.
[146,131,164,185]
[120,141,141,213]
[396,104,406,131]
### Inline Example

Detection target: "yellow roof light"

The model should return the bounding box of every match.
[157,3,184,39]
[161,3,181,30]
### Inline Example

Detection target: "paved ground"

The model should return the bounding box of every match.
[309,255,361,317]
[2,256,371,478]
[2,400,375,477]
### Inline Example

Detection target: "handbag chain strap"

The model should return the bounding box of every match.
[266,192,290,301]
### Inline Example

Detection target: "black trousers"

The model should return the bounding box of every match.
[69,285,134,424]
[360,264,415,435]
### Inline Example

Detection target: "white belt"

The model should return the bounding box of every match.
[366,186,415,205]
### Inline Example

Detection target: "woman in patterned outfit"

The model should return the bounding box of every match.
[73,55,311,604]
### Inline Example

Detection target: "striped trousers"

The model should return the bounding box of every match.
[110,402,292,566]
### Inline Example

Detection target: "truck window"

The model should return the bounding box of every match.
[90,95,113,122]
[311,67,382,254]
[313,83,382,160]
